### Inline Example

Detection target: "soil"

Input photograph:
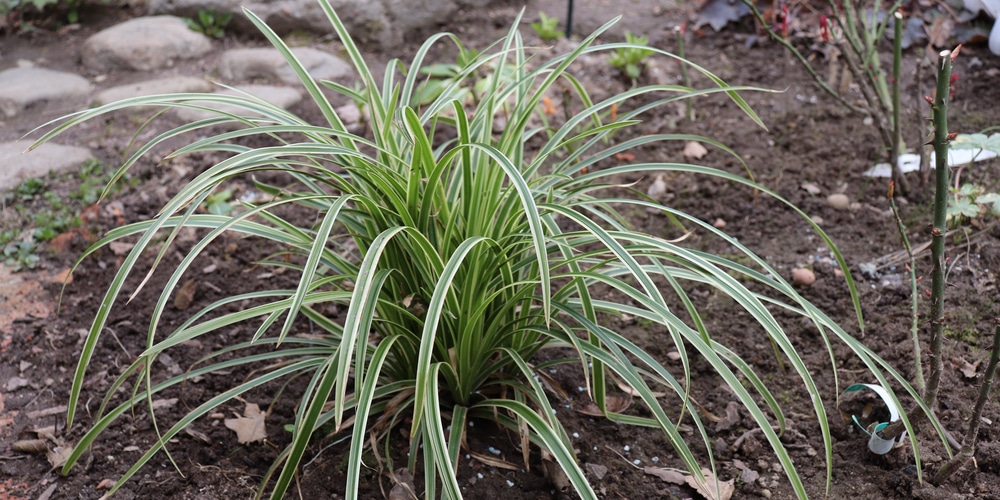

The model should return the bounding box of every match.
[2,1,1000,499]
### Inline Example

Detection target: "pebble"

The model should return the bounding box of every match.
[791,268,816,286]
[826,193,850,210]
[712,218,726,229]
[761,489,772,499]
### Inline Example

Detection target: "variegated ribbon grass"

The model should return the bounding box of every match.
[30,1,948,498]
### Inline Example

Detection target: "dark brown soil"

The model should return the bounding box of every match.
[2,1,1000,499]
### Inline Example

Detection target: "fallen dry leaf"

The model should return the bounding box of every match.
[715,401,741,432]
[174,278,197,311]
[732,459,759,484]
[952,357,980,379]
[927,15,954,48]
[541,95,557,116]
[37,483,57,500]
[49,268,73,285]
[157,354,183,376]
[184,426,211,444]
[224,402,267,444]
[683,140,708,160]
[12,439,49,453]
[644,466,687,484]
[696,0,751,31]
[469,450,520,470]
[543,456,572,493]
[647,466,735,500]
[108,241,135,256]
[615,379,666,398]
[576,394,632,416]
[687,468,735,500]
[585,462,608,480]
[151,398,178,410]
[800,182,822,195]
[6,376,29,391]
[32,426,58,442]
[647,174,667,199]
[46,445,73,468]
[388,468,418,500]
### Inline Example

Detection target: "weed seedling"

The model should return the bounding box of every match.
[184,9,232,38]
[0,159,117,271]
[530,12,563,41]
[609,31,654,81]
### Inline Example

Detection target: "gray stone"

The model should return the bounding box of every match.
[82,16,213,72]
[148,0,463,48]
[173,85,302,124]
[149,0,386,44]
[0,67,93,118]
[218,47,351,85]
[0,141,95,191]
[94,76,214,105]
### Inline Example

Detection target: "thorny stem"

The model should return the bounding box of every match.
[934,320,1000,484]
[888,181,924,394]
[741,0,864,114]
[881,47,955,442]
[925,48,953,412]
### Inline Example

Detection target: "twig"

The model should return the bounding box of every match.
[676,23,693,121]
[888,180,924,394]
[741,0,864,114]
[891,11,909,195]
[934,320,1000,483]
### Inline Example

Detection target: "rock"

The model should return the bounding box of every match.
[0,141,95,191]
[217,47,352,84]
[0,67,92,118]
[791,268,816,286]
[148,0,468,48]
[94,76,214,105]
[82,16,213,72]
[335,102,364,131]
[173,85,302,125]
[826,193,850,210]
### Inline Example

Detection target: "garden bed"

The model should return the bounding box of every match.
[2,1,1000,499]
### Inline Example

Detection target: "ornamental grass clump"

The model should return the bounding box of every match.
[34,1,943,498]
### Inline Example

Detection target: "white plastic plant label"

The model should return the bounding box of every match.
[839,383,907,455]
